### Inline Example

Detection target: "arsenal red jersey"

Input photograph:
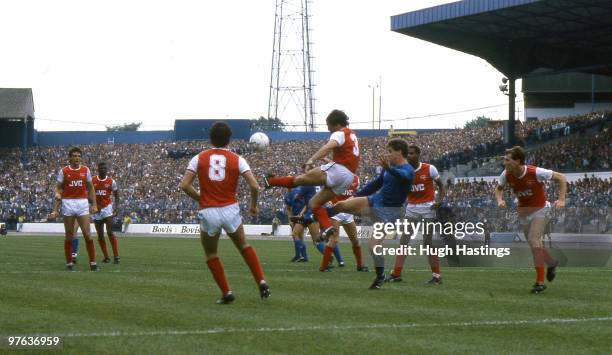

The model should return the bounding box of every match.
[92,176,117,209]
[57,165,91,199]
[407,163,439,204]
[499,165,553,215]
[331,127,359,173]
[187,148,251,208]
[330,176,359,204]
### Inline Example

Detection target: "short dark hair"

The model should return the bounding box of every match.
[505,146,525,164]
[68,147,82,157]
[209,122,232,147]
[326,110,349,127]
[98,161,107,167]
[407,145,421,156]
[388,138,409,158]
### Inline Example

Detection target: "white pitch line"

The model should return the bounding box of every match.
[13,316,612,338]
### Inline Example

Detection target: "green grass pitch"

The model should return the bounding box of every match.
[1,235,611,354]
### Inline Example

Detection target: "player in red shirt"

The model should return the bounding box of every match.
[92,162,120,264]
[495,146,566,294]
[319,176,368,272]
[179,122,270,304]
[48,147,99,271]
[387,145,445,284]
[264,110,359,241]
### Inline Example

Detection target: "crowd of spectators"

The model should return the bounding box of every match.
[528,127,611,172]
[0,112,610,227]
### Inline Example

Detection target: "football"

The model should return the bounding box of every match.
[249,132,270,152]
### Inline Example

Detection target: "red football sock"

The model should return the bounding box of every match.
[241,246,265,284]
[535,266,545,284]
[206,257,230,295]
[352,245,363,268]
[393,254,407,276]
[109,235,119,257]
[312,206,332,230]
[320,246,333,271]
[98,239,109,258]
[64,240,72,264]
[267,176,295,188]
[429,255,440,275]
[531,247,545,283]
[85,240,96,264]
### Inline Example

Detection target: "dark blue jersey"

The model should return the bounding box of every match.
[284,186,316,217]
[356,163,414,208]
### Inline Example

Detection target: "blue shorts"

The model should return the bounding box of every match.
[297,212,314,226]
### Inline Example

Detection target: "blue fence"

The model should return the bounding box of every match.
[36,130,174,146]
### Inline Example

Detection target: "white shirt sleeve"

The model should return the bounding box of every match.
[330,131,345,146]
[535,167,554,182]
[57,168,64,183]
[85,168,92,182]
[238,156,251,174]
[429,165,439,180]
[498,171,507,187]
[111,179,118,191]
[187,155,199,172]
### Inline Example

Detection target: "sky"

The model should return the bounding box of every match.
[0,0,523,132]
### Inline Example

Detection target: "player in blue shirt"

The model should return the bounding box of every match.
[285,185,344,265]
[285,186,316,262]
[330,138,414,289]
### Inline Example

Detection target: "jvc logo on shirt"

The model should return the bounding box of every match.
[516,189,533,198]
[411,184,425,192]
[96,190,107,196]
[68,180,83,187]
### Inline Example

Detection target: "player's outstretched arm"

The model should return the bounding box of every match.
[495,185,506,208]
[179,170,200,202]
[305,140,339,166]
[551,171,567,209]
[355,174,383,197]
[242,170,260,216]
[434,177,446,205]
[48,182,63,221]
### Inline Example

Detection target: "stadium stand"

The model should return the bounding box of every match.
[0,113,610,228]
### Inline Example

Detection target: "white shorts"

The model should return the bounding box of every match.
[332,212,354,225]
[198,203,242,236]
[61,199,89,217]
[405,202,436,220]
[321,162,355,195]
[519,202,551,225]
[92,204,114,221]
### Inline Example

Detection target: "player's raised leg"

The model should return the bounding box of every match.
[265,110,360,240]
